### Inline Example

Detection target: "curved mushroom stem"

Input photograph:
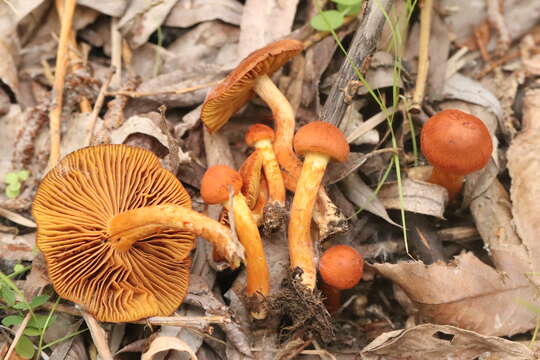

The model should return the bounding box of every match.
[289,152,330,289]
[428,166,464,201]
[320,281,341,315]
[108,204,245,269]
[227,193,270,319]
[254,74,302,182]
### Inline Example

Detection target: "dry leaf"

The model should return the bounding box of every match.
[0,207,36,227]
[0,40,19,100]
[361,324,534,360]
[118,0,179,49]
[507,82,540,277]
[340,173,399,227]
[0,0,44,35]
[373,251,537,336]
[238,0,300,58]
[166,0,243,28]
[0,232,34,261]
[0,105,23,178]
[77,0,129,17]
[378,178,448,219]
[142,336,197,360]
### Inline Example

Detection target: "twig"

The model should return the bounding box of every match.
[411,0,434,113]
[82,311,114,360]
[302,16,356,49]
[47,0,77,169]
[132,315,228,327]
[110,18,122,88]
[4,312,31,360]
[320,0,392,127]
[106,81,219,98]
[86,69,115,146]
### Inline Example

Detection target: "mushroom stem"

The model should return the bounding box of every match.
[288,152,330,289]
[228,193,270,319]
[253,74,302,183]
[428,166,464,201]
[253,138,286,205]
[108,204,244,269]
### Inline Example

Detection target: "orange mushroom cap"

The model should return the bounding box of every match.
[421,109,493,175]
[319,245,364,290]
[201,39,303,133]
[32,145,194,322]
[293,121,350,162]
[200,165,243,204]
[245,124,275,147]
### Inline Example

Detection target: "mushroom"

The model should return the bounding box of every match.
[420,109,493,201]
[245,124,286,231]
[201,165,270,319]
[289,122,349,289]
[33,145,244,322]
[319,245,364,314]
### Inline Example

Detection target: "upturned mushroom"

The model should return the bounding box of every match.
[245,124,286,231]
[420,109,493,201]
[33,145,244,322]
[201,165,270,319]
[289,122,349,289]
[319,245,364,314]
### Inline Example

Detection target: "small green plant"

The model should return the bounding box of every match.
[0,266,54,359]
[310,0,363,31]
[4,170,30,199]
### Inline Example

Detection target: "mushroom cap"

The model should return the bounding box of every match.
[319,245,364,290]
[245,124,275,147]
[293,121,350,162]
[200,165,243,204]
[201,39,303,133]
[421,109,493,175]
[32,145,195,322]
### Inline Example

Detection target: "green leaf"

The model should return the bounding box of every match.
[17,170,29,181]
[23,327,42,336]
[337,2,362,15]
[310,10,344,31]
[13,264,25,273]
[5,184,20,199]
[30,295,49,309]
[2,314,23,327]
[1,286,16,307]
[4,172,19,184]
[332,0,361,5]
[15,335,35,359]
[28,314,54,330]
[13,302,30,310]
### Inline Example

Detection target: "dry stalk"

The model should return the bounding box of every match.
[4,312,31,360]
[86,69,115,146]
[82,311,114,360]
[411,0,433,113]
[48,0,77,169]
[106,81,219,98]
[132,315,228,327]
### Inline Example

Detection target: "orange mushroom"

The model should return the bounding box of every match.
[289,122,349,289]
[420,109,493,201]
[201,165,270,319]
[319,245,364,314]
[32,145,244,322]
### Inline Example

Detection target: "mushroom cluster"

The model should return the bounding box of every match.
[33,39,358,323]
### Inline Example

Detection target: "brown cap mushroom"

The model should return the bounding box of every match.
[420,109,493,200]
[33,145,243,322]
[289,122,350,289]
[201,165,270,319]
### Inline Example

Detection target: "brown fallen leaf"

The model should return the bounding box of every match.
[0,232,35,261]
[361,323,534,360]
[142,336,197,360]
[507,82,540,276]
[77,0,128,16]
[165,0,243,28]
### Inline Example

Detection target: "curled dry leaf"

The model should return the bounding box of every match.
[166,0,243,28]
[361,324,533,360]
[118,0,178,49]
[340,173,399,227]
[507,82,540,276]
[76,0,128,17]
[142,336,197,360]
[378,178,448,219]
